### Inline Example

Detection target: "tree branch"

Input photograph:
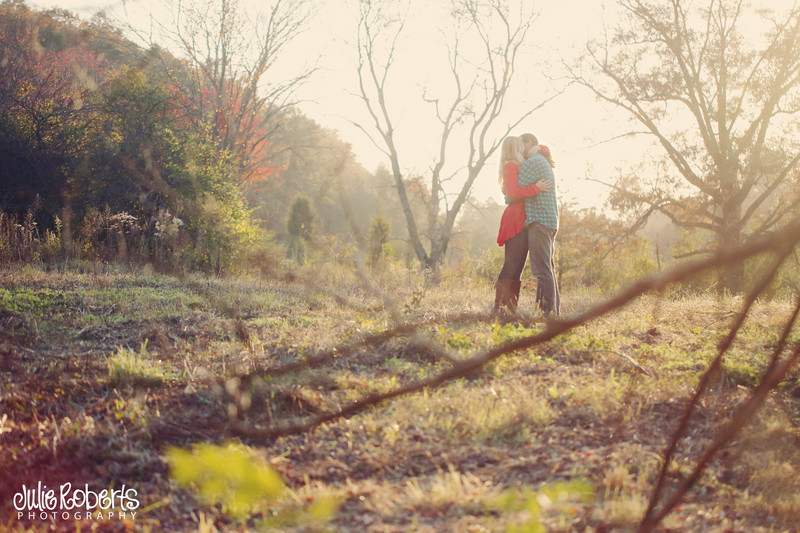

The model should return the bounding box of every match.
[230,219,800,440]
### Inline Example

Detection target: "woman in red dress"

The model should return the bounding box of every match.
[493,136,551,317]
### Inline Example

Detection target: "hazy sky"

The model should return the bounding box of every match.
[28,0,638,210]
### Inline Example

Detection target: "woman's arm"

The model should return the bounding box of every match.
[503,162,550,200]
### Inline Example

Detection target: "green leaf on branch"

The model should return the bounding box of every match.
[167,441,286,519]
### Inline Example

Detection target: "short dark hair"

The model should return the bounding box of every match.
[522,132,555,168]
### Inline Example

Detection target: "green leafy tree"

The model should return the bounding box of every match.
[83,67,266,273]
[0,1,102,220]
[287,196,314,241]
[0,2,286,274]
[367,213,391,268]
[287,195,313,263]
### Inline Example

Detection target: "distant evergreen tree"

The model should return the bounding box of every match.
[287,196,313,264]
[367,214,390,269]
[287,197,314,241]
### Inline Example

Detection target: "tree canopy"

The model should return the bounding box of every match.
[569,0,800,292]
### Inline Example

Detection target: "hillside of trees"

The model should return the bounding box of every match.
[0,1,425,274]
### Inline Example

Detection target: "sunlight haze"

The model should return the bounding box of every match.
[28,0,674,211]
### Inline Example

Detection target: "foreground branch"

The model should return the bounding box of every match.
[638,292,800,532]
[231,221,800,440]
[639,240,798,532]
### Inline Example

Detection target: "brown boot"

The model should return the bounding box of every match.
[509,280,521,313]
[492,279,509,315]
[493,280,517,320]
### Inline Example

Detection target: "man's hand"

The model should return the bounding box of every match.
[536,178,552,192]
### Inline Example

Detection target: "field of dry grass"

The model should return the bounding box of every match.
[1,263,799,532]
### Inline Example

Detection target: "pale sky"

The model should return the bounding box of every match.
[28,0,638,210]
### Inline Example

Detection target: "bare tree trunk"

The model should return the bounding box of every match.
[389,158,430,267]
[425,229,450,272]
[60,202,72,257]
[719,198,744,293]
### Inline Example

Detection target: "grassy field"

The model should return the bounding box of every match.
[0,263,798,532]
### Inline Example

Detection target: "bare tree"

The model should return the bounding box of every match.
[354,0,559,271]
[126,0,314,184]
[567,0,800,292]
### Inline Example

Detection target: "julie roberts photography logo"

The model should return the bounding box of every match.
[13,481,139,522]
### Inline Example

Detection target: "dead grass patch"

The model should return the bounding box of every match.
[1,266,799,532]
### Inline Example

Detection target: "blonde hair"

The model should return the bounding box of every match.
[498,136,526,192]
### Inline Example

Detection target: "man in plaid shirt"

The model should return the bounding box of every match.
[517,133,560,316]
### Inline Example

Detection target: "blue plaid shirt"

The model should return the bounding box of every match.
[518,153,558,231]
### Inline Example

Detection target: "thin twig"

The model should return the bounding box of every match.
[591,349,651,376]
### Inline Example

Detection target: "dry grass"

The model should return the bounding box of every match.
[0,264,798,532]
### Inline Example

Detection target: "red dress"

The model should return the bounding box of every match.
[496,161,541,246]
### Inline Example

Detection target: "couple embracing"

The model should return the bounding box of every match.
[493,133,560,318]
